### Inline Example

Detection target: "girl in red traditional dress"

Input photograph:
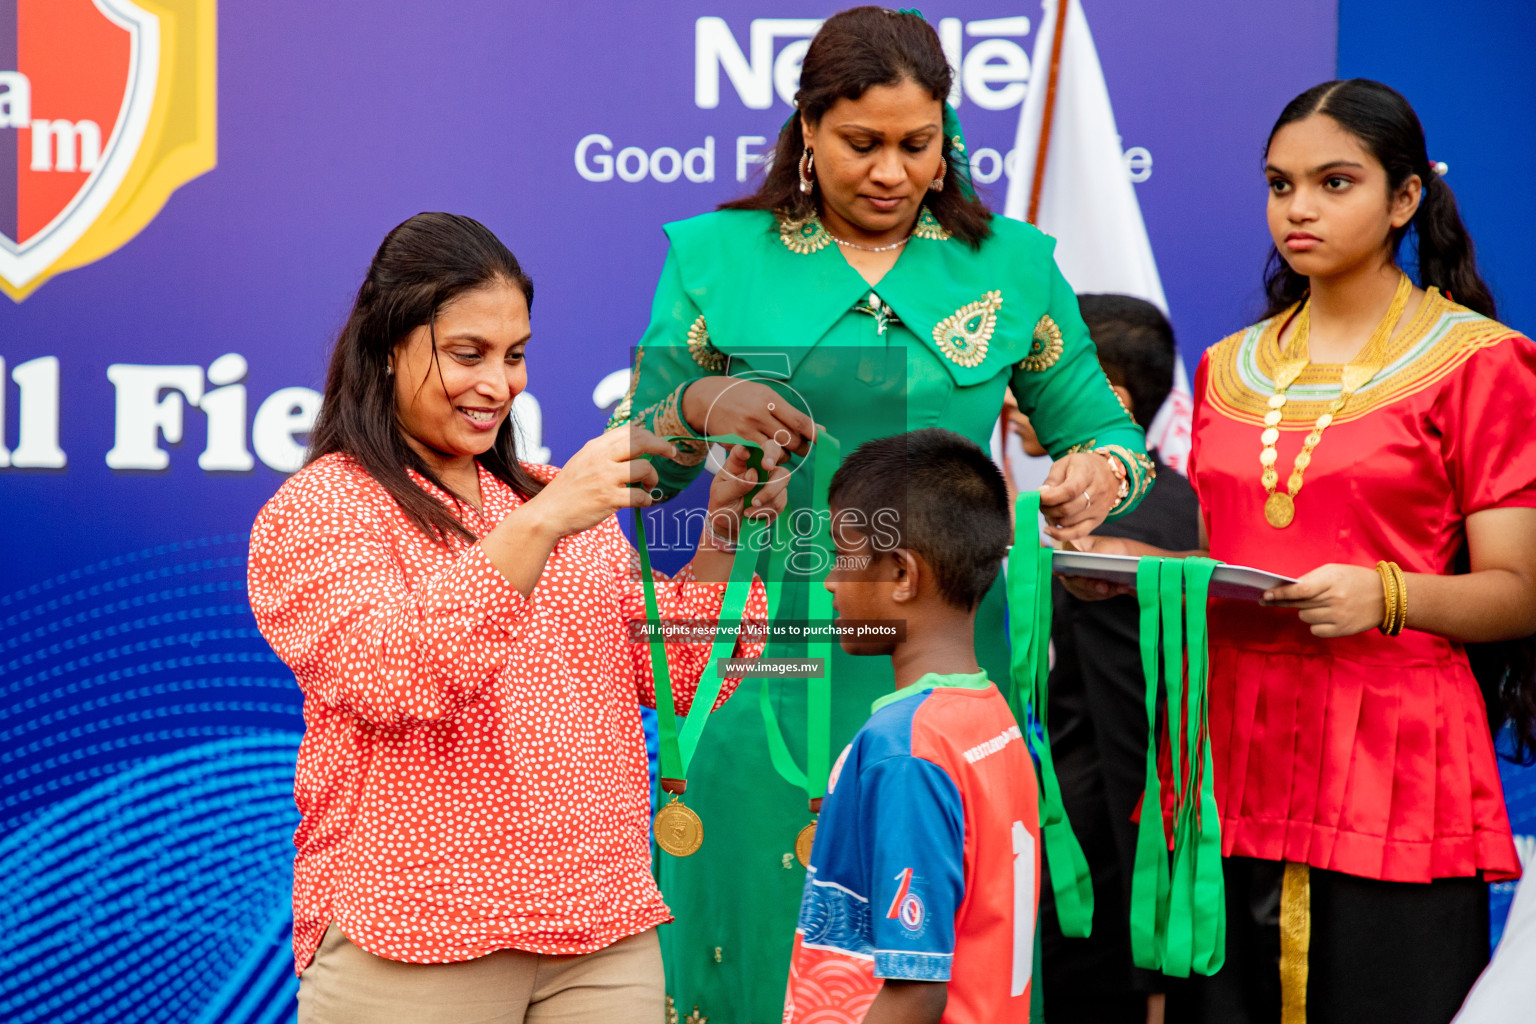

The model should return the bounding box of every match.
[1071,79,1536,1023]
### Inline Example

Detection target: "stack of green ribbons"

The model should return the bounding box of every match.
[1130,556,1226,977]
[1006,493,1226,977]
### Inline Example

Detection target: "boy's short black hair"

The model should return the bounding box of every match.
[827,428,1011,611]
[1077,294,1177,429]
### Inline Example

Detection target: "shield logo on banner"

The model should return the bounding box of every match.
[0,0,216,301]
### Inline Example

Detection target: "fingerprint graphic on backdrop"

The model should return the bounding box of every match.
[0,535,303,1024]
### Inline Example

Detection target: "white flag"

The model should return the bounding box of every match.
[1003,0,1192,474]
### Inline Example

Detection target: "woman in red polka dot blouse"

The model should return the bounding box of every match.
[247,213,780,1024]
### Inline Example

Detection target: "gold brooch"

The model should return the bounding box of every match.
[686,315,726,371]
[777,213,832,254]
[933,290,1003,368]
[1019,314,1064,372]
[912,206,952,241]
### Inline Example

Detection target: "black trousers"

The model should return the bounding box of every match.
[1165,857,1489,1024]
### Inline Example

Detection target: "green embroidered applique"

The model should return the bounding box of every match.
[1020,314,1064,372]
[933,290,1002,368]
[686,314,726,371]
[777,213,832,254]
[912,206,952,241]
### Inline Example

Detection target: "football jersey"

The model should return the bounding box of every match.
[783,670,1041,1024]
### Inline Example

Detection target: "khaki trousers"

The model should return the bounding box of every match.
[297,924,664,1024]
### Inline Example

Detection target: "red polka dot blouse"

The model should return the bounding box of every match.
[247,453,765,971]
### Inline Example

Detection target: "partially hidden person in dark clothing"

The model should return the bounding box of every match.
[1005,294,1200,1024]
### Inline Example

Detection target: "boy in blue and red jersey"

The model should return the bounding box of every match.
[783,429,1041,1024]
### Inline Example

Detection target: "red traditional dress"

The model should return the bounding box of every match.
[248,454,766,972]
[1190,289,1531,884]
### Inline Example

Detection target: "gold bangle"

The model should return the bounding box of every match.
[650,385,708,466]
[1387,561,1408,636]
[1382,564,1394,635]
[1090,445,1152,514]
[1382,564,1406,635]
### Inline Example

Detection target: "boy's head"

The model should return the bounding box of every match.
[824,428,1011,656]
[1075,293,1177,430]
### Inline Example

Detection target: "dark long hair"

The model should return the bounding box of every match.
[721,6,992,247]
[306,212,544,544]
[1469,634,1536,764]
[1448,543,1536,765]
[1260,79,1497,321]
[1261,83,1534,761]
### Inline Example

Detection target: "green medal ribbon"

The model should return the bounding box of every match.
[758,517,807,786]
[759,429,840,805]
[1129,559,1172,967]
[1129,556,1226,976]
[1181,559,1226,977]
[635,436,769,793]
[1007,490,1094,937]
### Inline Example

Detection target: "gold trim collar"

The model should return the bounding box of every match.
[775,207,951,254]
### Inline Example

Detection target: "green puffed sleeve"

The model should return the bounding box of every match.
[606,248,729,500]
[1008,253,1154,520]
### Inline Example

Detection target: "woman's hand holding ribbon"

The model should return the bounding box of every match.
[523,424,678,536]
[1039,451,1121,541]
[479,425,675,597]
[681,376,819,472]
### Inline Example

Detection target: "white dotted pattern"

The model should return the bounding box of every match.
[247,454,765,970]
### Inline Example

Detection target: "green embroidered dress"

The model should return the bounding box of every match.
[611,207,1151,1023]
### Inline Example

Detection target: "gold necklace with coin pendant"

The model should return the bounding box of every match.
[1261,272,1412,529]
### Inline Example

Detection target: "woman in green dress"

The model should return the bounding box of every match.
[609,8,1152,1021]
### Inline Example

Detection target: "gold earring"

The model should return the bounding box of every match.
[928,157,947,193]
[799,148,815,194]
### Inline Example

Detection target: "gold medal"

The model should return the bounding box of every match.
[1264,491,1295,529]
[794,821,817,868]
[654,796,703,857]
